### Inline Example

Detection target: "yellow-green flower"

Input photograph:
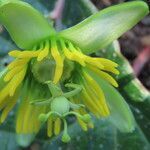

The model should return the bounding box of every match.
[0,0,149,142]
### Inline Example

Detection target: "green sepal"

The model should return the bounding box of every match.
[0,0,56,49]
[88,70,135,132]
[59,1,149,54]
[16,134,35,147]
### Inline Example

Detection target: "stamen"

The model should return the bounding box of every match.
[84,56,104,69]
[0,81,13,102]
[0,93,18,123]
[83,71,110,116]
[9,66,27,96]
[37,40,49,61]
[83,83,106,116]
[9,50,41,58]
[54,118,61,135]
[81,91,100,117]
[98,58,118,67]
[60,40,86,66]
[7,59,29,70]
[4,66,23,82]
[77,117,88,131]
[88,65,118,87]
[47,117,53,137]
[51,39,64,84]
[98,58,119,74]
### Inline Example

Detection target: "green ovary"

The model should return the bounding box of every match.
[51,96,70,115]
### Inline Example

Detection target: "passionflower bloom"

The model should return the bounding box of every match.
[0,0,149,142]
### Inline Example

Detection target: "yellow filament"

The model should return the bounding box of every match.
[84,83,106,116]
[51,40,64,83]
[81,91,100,117]
[89,65,118,87]
[54,118,61,135]
[98,58,119,74]
[9,50,40,58]
[60,40,86,66]
[4,66,23,82]
[77,117,87,131]
[37,40,49,61]
[0,82,12,104]
[98,58,118,67]
[0,93,18,123]
[0,96,10,110]
[47,117,53,137]
[71,51,86,66]
[85,56,104,69]
[63,48,85,66]
[9,66,27,96]
[83,72,109,115]
[7,59,29,70]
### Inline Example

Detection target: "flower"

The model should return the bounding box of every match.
[0,0,149,142]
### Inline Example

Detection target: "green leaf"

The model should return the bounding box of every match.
[0,0,56,49]
[41,118,150,150]
[59,1,149,54]
[89,70,135,132]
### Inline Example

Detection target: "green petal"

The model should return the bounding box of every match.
[59,1,149,54]
[0,0,55,49]
[89,70,135,132]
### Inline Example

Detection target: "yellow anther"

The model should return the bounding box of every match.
[7,59,29,70]
[0,80,13,103]
[81,91,100,117]
[0,93,18,123]
[0,96,10,110]
[84,83,107,116]
[47,117,53,137]
[9,50,21,57]
[9,50,41,58]
[99,58,119,74]
[4,66,23,82]
[9,66,27,96]
[71,51,86,66]
[98,58,118,67]
[89,66,118,87]
[51,39,64,84]
[85,56,104,69]
[77,117,88,131]
[83,72,110,116]
[54,118,61,135]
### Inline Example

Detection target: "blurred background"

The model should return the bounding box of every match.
[0,0,149,150]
